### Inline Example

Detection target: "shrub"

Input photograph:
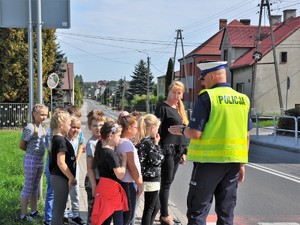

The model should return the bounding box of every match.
[277,108,300,136]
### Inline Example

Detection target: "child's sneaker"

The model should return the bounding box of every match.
[72,216,86,225]
[43,221,50,225]
[30,211,43,218]
[20,215,34,222]
[63,217,69,225]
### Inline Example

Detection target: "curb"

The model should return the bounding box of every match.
[250,139,300,153]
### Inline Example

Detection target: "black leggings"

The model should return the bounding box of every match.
[159,145,181,217]
[142,190,160,225]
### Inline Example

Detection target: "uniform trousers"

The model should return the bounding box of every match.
[187,162,240,225]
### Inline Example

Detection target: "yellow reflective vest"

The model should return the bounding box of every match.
[187,87,250,163]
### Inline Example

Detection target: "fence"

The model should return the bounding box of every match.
[252,114,299,146]
[0,103,29,129]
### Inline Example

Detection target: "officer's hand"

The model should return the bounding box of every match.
[180,154,186,164]
[239,164,245,183]
[168,125,184,135]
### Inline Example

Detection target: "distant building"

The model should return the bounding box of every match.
[156,71,180,98]
[157,75,165,97]
[61,62,74,105]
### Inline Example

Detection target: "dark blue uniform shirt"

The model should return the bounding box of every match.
[188,82,253,132]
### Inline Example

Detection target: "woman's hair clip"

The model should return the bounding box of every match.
[111,123,119,133]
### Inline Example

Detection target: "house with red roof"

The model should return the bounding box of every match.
[61,62,74,105]
[180,9,300,113]
[228,10,300,113]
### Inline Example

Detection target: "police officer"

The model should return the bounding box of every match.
[169,61,252,225]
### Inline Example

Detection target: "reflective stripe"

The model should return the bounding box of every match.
[190,138,247,146]
[187,149,248,157]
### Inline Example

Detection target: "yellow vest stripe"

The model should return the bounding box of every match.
[189,138,247,146]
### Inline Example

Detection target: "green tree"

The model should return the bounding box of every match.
[127,59,154,101]
[41,29,58,103]
[74,79,83,107]
[0,29,29,102]
[130,93,158,112]
[47,44,67,107]
[0,28,57,103]
[165,57,173,97]
[75,75,84,94]
[115,78,128,110]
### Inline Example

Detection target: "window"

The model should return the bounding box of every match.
[224,49,228,61]
[236,83,245,93]
[280,52,287,63]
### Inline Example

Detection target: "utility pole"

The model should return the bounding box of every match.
[28,0,34,122]
[172,29,189,108]
[172,31,179,81]
[36,0,43,103]
[252,0,284,114]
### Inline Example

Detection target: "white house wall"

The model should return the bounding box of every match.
[277,29,300,111]
[254,29,300,113]
[232,67,252,98]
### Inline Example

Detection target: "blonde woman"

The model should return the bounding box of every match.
[154,81,188,225]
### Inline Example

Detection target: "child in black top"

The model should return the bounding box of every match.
[49,110,77,225]
[92,121,127,225]
[135,114,164,225]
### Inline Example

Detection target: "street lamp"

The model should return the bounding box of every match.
[138,50,150,113]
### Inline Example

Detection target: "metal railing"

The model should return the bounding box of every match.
[0,103,29,129]
[252,114,299,146]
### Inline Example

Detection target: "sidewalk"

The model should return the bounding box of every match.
[250,127,300,153]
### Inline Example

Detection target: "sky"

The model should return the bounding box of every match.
[56,0,300,82]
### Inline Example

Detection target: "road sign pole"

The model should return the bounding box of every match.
[37,0,43,198]
[28,0,34,122]
[36,0,43,104]
[50,88,53,115]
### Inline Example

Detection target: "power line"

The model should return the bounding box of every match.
[57,38,133,65]
[56,32,199,46]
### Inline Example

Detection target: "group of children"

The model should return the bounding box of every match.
[19,105,86,225]
[19,104,164,225]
